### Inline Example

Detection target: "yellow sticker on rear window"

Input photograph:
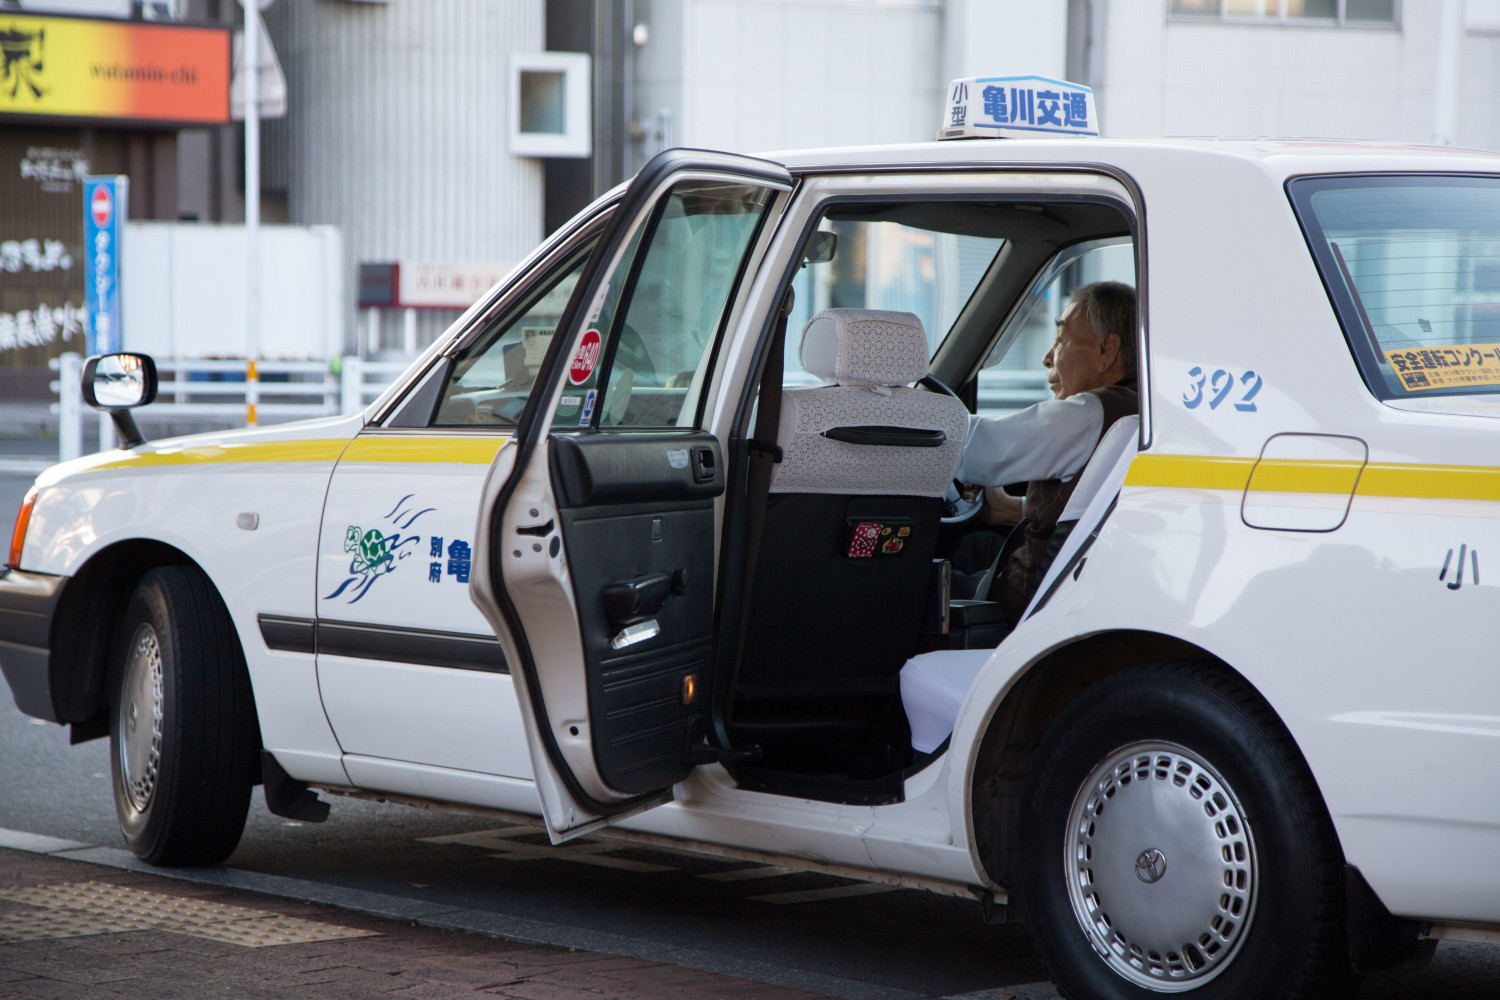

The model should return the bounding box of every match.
[1384,344,1500,391]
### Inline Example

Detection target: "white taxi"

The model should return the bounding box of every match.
[4,78,1500,999]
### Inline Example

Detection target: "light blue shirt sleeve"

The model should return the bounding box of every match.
[955,393,1104,486]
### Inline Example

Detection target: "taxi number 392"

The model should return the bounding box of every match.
[1183,366,1262,412]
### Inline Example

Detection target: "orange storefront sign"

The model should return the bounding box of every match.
[0,14,230,125]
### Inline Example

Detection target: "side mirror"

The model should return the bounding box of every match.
[802,229,838,267]
[82,353,158,448]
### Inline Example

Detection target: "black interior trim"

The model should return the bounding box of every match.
[550,431,725,508]
[822,426,946,448]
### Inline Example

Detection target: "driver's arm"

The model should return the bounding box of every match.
[980,487,1025,526]
[956,394,1105,487]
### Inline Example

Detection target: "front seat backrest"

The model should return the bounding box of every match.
[733,309,968,776]
[770,309,966,497]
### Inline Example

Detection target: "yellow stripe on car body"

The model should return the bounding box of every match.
[1126,453,1500,503]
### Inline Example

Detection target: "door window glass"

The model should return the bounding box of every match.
[1290,175,1500,400]
[432,243,593,427]
[977,240,1135,416]
[560,181,776,429]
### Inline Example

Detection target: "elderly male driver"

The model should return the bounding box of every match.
[950,280,1139,622]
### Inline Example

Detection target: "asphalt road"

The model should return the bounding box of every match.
[2,458,1498,999]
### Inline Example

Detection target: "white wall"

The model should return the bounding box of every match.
[123,223,343,360]
[1097,0,1500,149]
[942,1,1067,89]
[638,0,947,155]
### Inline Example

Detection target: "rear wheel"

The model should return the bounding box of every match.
[1019,662,1353,1000]
[110,566,259,865]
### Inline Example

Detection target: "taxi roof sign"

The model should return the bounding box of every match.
[938,75,1098,140]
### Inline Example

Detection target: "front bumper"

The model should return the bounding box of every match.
[0,568,66,721]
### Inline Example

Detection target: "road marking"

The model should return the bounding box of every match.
[941,985,1062,1000]
[0,881,379,947]
[418,826,547,847]
[418,826,676,873]
[749,882,899,904]
[698,865,797,882]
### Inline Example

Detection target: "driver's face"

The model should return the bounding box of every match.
[1043,301,1117,399]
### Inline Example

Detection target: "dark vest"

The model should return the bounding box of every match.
[995,382,1139,621]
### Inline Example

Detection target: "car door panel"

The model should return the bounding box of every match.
[314,433,528,776]
[550,433,723,793]
[471,149,793,838]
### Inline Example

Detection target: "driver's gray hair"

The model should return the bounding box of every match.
[1071,281,1138,380]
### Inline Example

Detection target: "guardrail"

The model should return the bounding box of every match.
[46,353,1051,466]
[48,354,410,463]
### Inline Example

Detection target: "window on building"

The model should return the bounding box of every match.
[1169,0,1397,23]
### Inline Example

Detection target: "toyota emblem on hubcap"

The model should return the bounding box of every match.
[1134,848,1167,884]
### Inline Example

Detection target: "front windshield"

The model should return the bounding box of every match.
[786,210,1004,386]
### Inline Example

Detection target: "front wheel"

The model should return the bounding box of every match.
[110,566,259,866]
[1019,662,1353,1000]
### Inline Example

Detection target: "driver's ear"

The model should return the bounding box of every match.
[1097,332,1121,372]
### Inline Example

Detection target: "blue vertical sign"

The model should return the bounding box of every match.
[83,175,128,356]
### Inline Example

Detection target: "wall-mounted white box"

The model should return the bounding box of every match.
[509,51,592,158]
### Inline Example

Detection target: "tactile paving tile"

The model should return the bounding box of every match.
[0,882,380,947]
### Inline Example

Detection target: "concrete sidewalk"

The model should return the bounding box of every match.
[0,847,842,1000]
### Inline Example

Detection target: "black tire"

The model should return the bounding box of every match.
[109,565,259,866]
[1019,662,1353,1000]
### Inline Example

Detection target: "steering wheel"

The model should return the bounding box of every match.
[943,480,984,524]
[917,376,985,525]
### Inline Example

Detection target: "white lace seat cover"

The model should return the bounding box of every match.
[770,309,967,498]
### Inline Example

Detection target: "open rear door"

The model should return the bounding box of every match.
[471,150,792,840]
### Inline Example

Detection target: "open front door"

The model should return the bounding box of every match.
[471,150,792,840]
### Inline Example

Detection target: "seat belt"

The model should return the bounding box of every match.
[746,286,794,505]
[968,517,1028,603]
[701,285,792,763]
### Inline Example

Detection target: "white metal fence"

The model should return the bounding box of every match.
[47,353,1050,465]
[48,354,409,463]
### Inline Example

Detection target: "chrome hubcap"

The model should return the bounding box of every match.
[117,623,164,814]
[1065,741,1257,992]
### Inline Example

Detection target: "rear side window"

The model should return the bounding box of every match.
[1290,174,1500,400]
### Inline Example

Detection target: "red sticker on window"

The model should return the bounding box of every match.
[568,329,603,385]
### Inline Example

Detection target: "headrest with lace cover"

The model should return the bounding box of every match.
[798,308,930,387]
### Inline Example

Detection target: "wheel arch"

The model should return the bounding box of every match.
[967,629,1307,898]
[49,539,207,739]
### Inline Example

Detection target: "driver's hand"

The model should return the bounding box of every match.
[980,487,1025,527]
[958,483,983,504]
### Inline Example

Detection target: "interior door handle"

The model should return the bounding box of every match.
[690,446,716,484]
[602,572,671,628]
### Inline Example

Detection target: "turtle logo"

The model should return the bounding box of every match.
[323,494,434,603]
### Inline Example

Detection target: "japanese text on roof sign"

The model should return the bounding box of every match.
[1385,344,1500,391]
[980,85,1089,130]
[939,75,1098,140]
